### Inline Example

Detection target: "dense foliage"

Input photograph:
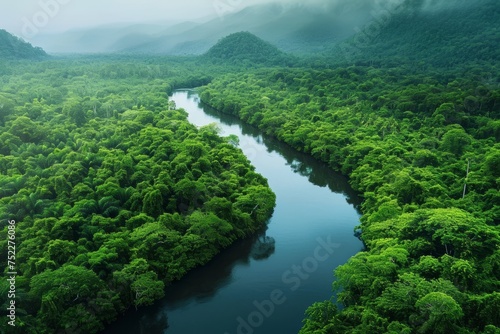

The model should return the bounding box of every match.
[203,31,294,67]
[326,0,500,69]
[1,0,499,332]
[0,58,275,333]
[0,30,47,60]
[200,61,500,332]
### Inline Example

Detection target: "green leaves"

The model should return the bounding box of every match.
[400,208,499,260]
[0,58,277,333]
[201,59,499,334]
[186,210,234,248]
[30,265,117,331]
[130,272,164,308]
[62,97,87,126]
[142,188,163,218]
[114,259,164,308]
[9,116,42,143]
[233,185,276,224]
[441,127,472,156]
[415,292,464,334]
[300,301,339,334]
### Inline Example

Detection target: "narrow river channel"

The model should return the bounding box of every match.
[103,90,364,334]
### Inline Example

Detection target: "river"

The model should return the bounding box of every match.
[102,90,364,334]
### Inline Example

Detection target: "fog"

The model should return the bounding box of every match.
[2,0,218,37]
[0,0,394,38]
[1,0,477,56]
[2,0,309,37]
[1,0,471,41]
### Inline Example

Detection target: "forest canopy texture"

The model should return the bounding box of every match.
[1,0,499,333]
[197,1,500,333]
[0,59,275,333]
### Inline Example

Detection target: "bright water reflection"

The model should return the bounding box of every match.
[102,90,364,334]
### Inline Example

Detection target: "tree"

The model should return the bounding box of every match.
[29,265,116,332]
[186,210,234,248]
[484,150,500,178]
[393,169,425,205]
[87,246,120,278]
[204,196,233,220]
[400,208,498,259]
[233,185,276,223]
[432,103,460,124]
[441,128,472,156]
[0,131,22,155]
[9,116,41,142]
[415,292,463,333]
[113,259,164,308]
[63,97,87,126]
[300,301,339,334]
[46,239,77,266]
[142,188,163,218]
[130,272,165,308]
[0,94,15,125]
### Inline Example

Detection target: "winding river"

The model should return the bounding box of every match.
[103,90,364,334]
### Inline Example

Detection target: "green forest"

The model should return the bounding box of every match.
[201,63,500,334]
[0,58,276,333]
[0,29,47,60]
[1,0,500,333]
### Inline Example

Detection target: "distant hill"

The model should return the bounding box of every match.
[29,22,197,54]
[203,32,291,66]
[328,0,500,68]
[19,0,498,60]
[0,29,47,59]
[29,2,374,55]
[121,3,371,55]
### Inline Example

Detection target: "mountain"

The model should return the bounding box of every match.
[0,29,47,59]
[27,2,375,55]
[29,22,199,54]
[121,2,373,55]
[327,0,500,68]
[202,31,290,66]
[19,0,497,59]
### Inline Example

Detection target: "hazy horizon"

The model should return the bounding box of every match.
[1,0,475,55]
[2,0,468,42]
[1,1,206,37]
[1,0,340,40]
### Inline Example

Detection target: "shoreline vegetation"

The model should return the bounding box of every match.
[198,65,499,334]
[1,0,499,332]
[0,58,276,333]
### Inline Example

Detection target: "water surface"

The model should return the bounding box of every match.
[103,90,363,334]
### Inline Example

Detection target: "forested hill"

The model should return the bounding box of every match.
[199,1,500,330]
[202,31,292,66]
[0,29,48,59]
[327,0,500,68]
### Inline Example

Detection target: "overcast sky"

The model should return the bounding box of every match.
[0,0,270,39]
[2,0,316,39]
[1,0,467,40]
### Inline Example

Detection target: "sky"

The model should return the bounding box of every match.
[0,0,236,38]
[1,0,313,39]
[1,0,457,41]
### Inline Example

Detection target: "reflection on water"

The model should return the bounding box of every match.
[103,231,272,334]
[250,235,276,261]
[194,90,362,212]
[102,90,363,334]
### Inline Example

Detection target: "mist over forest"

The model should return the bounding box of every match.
[1,0,499,333]
[25,0,479,55]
